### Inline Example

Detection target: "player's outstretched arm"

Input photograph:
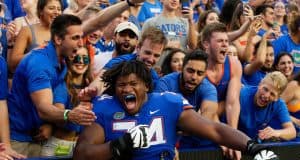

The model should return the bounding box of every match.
[177,109,279,159]
[178,109,249,150]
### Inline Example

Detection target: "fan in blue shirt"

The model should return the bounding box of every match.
[154,50,219,149]
[239,71,296,142]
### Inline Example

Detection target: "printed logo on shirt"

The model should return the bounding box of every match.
[156,24,187,37]
[113,112,125,120]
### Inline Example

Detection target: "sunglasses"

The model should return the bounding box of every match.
[71,55,90,65]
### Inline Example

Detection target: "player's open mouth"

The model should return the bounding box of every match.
[124,94,137,111]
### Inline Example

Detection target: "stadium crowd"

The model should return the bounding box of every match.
[0,0,300,159]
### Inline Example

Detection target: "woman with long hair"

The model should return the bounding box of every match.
[8,0,62,73]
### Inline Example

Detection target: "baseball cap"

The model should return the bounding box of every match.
[114,22,140,38]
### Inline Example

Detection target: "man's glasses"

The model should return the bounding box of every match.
[71,55,90,65]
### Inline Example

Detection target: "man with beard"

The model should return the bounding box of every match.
[79,26,167,106]
[238,71,296,142]
[202,22,243,160]
[253,4,281,42]
[243,32,275,86]
[153,50,219,149]
[93,21,139,74]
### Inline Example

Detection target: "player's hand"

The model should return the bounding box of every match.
[128,125,150,148]
[246,140,279,160]
[68,102,96,125]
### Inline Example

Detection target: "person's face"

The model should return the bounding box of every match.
[115,73,149,115]
[115,30,138,54]
[227,45,238,57]
[119,10,130,23]
[276,55,294,78]
[274,2,286,17]
[255,80,279,107]
[263,46,274,69]
[181,60,206,93]
[68,47,89,75]
[59,25,84,58]
[162,0,180,11]
[205,12,219,25]
[40,0,62,25]
[20,0,36,10]
[87,29,103,45]
[170,51,185,73]
[136,39,164,69]
[204,32,229,64]
[262,7,275,27]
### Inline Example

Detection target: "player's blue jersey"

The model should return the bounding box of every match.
[93,92,193,160]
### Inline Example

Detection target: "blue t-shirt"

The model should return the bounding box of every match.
[8,41,67,142]
[242,63,267,86]
[272,34,300,73]
[4,0,25,20]
[153,72,217,111]
[137,0,162,23]
[52,82,82,133]
[93,92,192,160]
[0,56,8,100]
[238,86,291,139]
[104,54,160,85]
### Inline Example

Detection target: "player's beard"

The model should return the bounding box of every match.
[115,42,136,56]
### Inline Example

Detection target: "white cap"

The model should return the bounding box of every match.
[114,22,139,38]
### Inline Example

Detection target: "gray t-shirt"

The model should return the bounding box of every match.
[142,14,189,50]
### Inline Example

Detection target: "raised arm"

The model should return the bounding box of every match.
[244,32,267,75]
[82,0,144,35]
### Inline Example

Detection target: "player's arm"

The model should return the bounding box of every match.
[73,123,111,160]
[178,109,249,150]
[225,58,242,129]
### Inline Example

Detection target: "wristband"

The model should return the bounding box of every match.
[126,0,135,6]
[63,109,71,121]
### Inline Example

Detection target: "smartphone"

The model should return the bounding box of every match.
[181,0,190,9]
